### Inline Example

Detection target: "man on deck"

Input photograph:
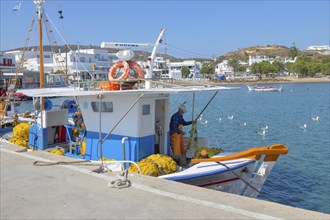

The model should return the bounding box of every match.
[169,104,195,156]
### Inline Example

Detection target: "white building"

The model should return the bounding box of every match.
[306,45,330,55]
[249,55,275,66]
[3,48,115,76]
[4,49,54,72]
[215,60,234,76]
[0,52,16,72]
[144,57,202,80]
[169,60,202,79]
[53,48,114,74]
[306,45,330,51]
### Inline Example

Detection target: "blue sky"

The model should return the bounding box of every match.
[0,0,329,58]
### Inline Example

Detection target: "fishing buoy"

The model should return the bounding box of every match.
[61,100,78,113]
[34,98,53,111]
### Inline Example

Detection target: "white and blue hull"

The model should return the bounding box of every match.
[160,155,277,197]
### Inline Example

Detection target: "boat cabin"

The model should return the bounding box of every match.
[77,91,170,161]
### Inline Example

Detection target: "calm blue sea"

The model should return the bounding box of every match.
[169,82,330,214]
[15,83,330,214]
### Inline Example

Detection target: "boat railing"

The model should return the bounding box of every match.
[191,144,288,163]
[73,79,144,91]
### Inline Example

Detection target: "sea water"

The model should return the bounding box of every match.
[14,83,330,214]
[170,82,330,214]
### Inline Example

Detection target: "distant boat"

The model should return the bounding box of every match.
[10,92,32,101]
[247,85,282,92]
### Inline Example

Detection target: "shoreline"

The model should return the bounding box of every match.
[169,76,330,86]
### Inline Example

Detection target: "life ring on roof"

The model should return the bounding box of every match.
[108,61,130,81]
[128,60,144,79]
[108,60,144,81]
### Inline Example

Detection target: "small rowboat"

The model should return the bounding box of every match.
[247,85,282,92]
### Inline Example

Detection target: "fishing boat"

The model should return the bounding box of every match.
[17,81,288,198]
[16,34,288,199]
[9,1,288,198]
[247,85,282,92]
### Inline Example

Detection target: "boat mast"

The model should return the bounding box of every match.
[35,0,45,90]
[35,0,45,150]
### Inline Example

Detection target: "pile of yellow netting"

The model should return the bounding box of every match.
[101,157,116,161]
[80,141,86,156]
[9,123,32,148]
[128,154,177,177]
[48,148,65,156]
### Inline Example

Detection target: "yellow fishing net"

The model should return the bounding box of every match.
[9,122,31,147]
[128,154,177,177]
[48,148,65,156]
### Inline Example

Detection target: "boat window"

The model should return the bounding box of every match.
[91,102,113,113]
[47,75,54,84]
[142,104,150,115]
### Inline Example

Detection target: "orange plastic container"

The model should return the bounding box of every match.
[99,82,120,91]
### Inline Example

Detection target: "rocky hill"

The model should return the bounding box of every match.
[223,45,322,60]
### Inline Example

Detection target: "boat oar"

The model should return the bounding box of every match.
[185,91,219,153]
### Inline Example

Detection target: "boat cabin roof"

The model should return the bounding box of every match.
[17,86,239,98]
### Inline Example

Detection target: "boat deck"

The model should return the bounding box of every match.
[1,141,328,219]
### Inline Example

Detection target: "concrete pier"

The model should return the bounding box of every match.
[1,141,329,219]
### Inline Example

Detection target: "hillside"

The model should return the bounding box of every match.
[223,45,322,60]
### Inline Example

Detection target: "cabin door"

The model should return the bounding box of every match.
[154,99,168,155]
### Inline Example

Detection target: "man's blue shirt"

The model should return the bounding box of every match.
[170,111,192,134]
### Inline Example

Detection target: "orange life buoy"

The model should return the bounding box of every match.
[128,60,144,79]
[108,61,130,81]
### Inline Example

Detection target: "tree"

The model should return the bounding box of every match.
[250,63,263,79]
[306,63,321,77]
[295,62,308,76]
[288,42,298,59]
[228,59,239,72]
[181,66,190,78]
[286,62,296,74]
[259,61,276,74]
[201,63,214,77]
[321,63,330,75]
[250,63,261,74]
[272,61,285,73]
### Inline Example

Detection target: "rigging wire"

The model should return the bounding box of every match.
[44,10,95,80]
[42,11,66,72]
[17,14,38,72]
[166,43,212,58]
[162,1,176,28]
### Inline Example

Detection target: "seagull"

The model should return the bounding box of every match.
[311,116,319,122]
[200,120,208,125]
[227,115,234,120]
[260,125,268,131]
[239,122,247,127]
[299,124,307,129]
[256,130,266,136]
[218,117,222,122]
